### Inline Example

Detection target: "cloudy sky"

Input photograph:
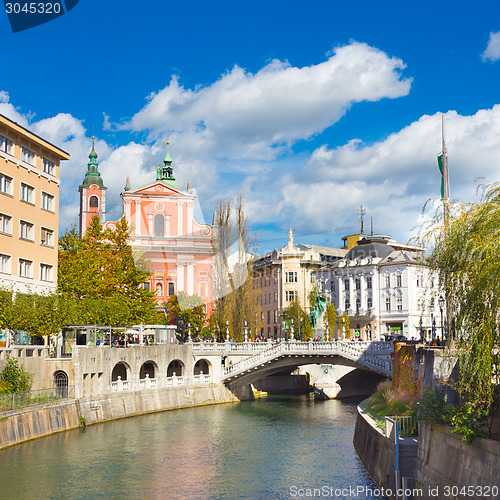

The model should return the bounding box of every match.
[1,1,500,253]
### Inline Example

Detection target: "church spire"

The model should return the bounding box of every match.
[156,141,178,187]
[80,136,105,188]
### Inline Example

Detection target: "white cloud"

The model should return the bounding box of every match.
[0,91,29,127]
[482,31,500,62]
[244,106,500,246]
[123,42,412,161]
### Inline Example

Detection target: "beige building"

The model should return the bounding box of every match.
[252,230,346,338]
[0,113,70,295]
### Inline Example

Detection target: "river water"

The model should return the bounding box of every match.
[0,395,381,499]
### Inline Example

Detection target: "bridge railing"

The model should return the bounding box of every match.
[223,340,393,379]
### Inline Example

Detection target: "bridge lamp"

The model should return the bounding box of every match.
[438,295,445,341]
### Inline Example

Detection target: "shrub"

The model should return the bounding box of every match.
[0,357,34,394]
[411,388,450,425]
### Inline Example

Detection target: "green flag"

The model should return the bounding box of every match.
[437,153,445,199]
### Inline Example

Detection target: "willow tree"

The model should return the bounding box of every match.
[419,182,500,415]
[211,196,260,341]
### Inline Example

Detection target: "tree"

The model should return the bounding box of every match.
[165,293,206,341]
[58,217,161,327]
[325,303,337,339]
[418,182,500,417]
[211,197,261,340]
[0,357,33,393]
[340,313,351,339]
[282,300,313,339]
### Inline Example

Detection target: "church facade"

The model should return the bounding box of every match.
[78,142,214,312]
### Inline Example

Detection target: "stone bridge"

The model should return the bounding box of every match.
[194,340,393,400]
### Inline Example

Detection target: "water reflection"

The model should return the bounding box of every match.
[0,395,381,499]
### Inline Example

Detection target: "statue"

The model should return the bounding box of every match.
[288,228,295,246]
[310,295,327,328]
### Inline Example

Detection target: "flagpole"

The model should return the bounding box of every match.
[441,115,450,225]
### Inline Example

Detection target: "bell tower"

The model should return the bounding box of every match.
[78,137,107,236]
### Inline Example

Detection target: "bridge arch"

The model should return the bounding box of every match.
[167,359,184,377]
[194,359,211,375]
[140,361,157,379]
[112,362,130,382]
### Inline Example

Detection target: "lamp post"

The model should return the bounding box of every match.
[431,313,436,343]
[438,295,445,342]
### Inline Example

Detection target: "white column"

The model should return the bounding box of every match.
[177,201,183,236]
[187,201,193,236]
[135,200,141,235]
[187,264,194,295]
[147,213,154,237]
[177,263,185,292]
[124,199,131,224]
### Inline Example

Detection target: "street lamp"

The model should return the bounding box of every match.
[431,314,436,343]
[438,295,445,342]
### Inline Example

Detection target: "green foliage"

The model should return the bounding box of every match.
[0,358,34,394]
[417,182,500,417]
[450,402,489,443]
[411,388,450,425]
[367,380,413,417]
[166,293,206,341]
[325,303,337,339]
[411,389,489,443]
[282,300,313,339]
[341,313,351,339]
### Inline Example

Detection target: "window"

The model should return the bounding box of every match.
[286,271,297,283]
[366,276,372,289]
[0,173,12,195]
[0,135,12,155]
[19,220,34,241]
[0,254,11,274]
[385,275,390,288]
[41,227,54,247]
[22,148,35,165]
[154,214,164,237]
[20,183,34,204]
[143,282,150,290]
[285,290,297,302]
[274,292,277,302]
[356,297,361,315]
[267,311,271,324]
[40,264,53,282]
[344,299,350,311]
[331,281,335,292]
[0,213,12,235]
[89,195,99,209]
[310,273,315,284]
[355,278,361,290]
[19,258,32,278]
[367,297,373,311]
[42,192,54,212]
[385,297,391,312]
[274,310,278,322]
[397,296,403,311]
[42,159,55,175]
[396,274,402,287]
[199,282,206,298]
[344,279,349,291]
[169,282,175,296]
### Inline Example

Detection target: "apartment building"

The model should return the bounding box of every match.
[0,113,70,294]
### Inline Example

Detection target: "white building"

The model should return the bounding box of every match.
[315,236,442,341]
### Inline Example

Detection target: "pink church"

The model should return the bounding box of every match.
[78,140,214,313]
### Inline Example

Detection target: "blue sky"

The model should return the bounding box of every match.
[2,0,500,253]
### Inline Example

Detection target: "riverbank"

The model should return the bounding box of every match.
[0,383,238,450]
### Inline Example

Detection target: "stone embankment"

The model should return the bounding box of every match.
[0,384,237,450]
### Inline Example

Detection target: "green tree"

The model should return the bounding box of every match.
[418,182,500,419]
[325,303,337,339]
[0,357,33,393]
[165,293,206,341]
[58,217,160,327]
[282,300,313,339]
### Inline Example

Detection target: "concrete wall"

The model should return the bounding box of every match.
[415,423,500,500]
[0,383,238,450]
[353,404,397,498]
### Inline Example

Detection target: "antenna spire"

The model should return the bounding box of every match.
[357,205,366,234]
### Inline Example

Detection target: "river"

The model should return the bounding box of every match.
[0,395,381,499]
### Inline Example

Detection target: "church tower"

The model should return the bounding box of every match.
[78,137,106,236]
